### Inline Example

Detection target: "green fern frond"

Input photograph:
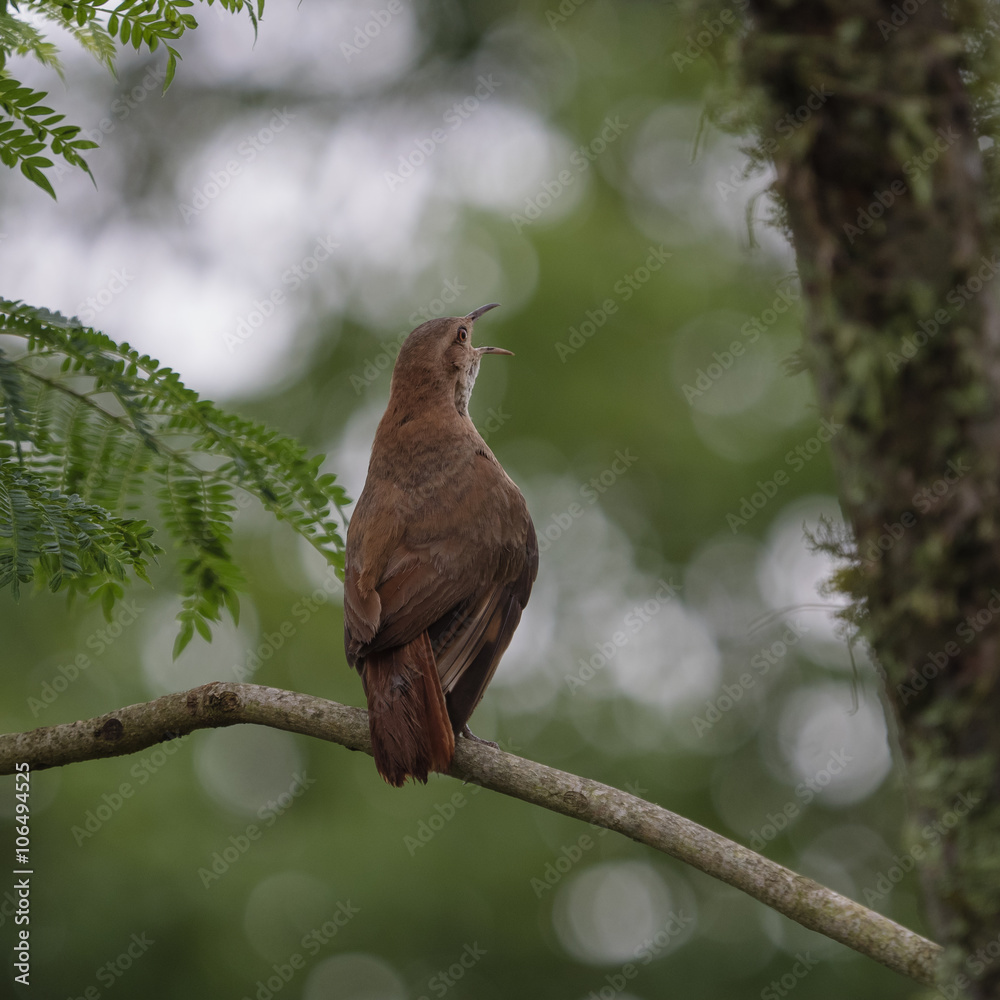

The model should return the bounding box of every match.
[157,466,243,655]
[0,0,265,195]
[33,15,117,73]
[0,460,160,603]
[0,74,96,197]
[0,10,63,74]
[0,299,350,649]
[0,348,29,455]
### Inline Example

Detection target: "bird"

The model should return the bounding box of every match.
[343,303,537,786]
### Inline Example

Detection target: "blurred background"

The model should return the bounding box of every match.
[0,1,922,997]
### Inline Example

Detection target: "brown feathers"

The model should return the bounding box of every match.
[344,306,537,785]
[363,633,455,787]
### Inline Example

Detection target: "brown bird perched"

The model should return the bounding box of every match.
[344,303,537,786]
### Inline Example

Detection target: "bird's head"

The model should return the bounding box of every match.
[391,303,512,416]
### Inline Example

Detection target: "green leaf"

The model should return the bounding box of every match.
[172,617,194,658]
[19,160,55,198]
[164,45,179,91]
[98,580,123,621]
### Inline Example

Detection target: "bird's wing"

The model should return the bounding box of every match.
[346,539,470,665]
[358,541,478,654]
[344,478,407,663]
[431,526,537,732]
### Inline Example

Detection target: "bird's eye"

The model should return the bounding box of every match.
[456,326,469,343]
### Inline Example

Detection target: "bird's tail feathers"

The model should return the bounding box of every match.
[363,632,455,786]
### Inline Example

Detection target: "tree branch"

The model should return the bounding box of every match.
[0,681,940,984]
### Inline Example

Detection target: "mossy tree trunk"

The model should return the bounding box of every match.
[739,1,1000,994]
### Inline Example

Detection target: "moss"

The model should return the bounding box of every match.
[701,0,1000,993]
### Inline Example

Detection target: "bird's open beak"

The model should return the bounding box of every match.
[467,303,512,355]
[465,303,500,322]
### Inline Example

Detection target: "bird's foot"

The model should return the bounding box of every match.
[460,725,499,749]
